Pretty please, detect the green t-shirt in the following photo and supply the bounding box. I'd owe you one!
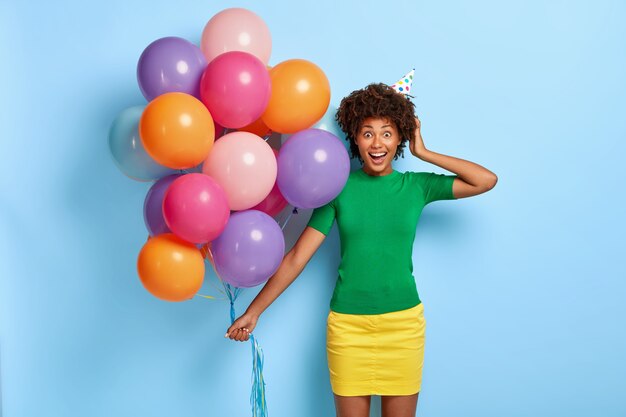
[306,168,457,315]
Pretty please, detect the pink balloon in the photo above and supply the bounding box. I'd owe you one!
[200,51,271,129]
[201,8,271,64]
[250,149,288,216]
[202,132,277,211]
[163,173,230,243]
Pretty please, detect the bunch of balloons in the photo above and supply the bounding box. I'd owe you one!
[108,7,351,303]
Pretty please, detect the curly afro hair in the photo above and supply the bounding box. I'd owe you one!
[336,83,416,163]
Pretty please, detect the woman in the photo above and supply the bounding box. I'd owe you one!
[225,83,497,417]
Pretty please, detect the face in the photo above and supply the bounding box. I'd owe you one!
[355,117,400,176]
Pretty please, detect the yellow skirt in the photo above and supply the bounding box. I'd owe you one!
[326,302,426,396]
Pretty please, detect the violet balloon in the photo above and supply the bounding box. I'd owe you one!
[277,129,350,209]
[143,174,182,236]
[212,210,285,288]
[137,37,207,101]
[200,51,271,129]
[311,104,362,172]
[162,173,230,244]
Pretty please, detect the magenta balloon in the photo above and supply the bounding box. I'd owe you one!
[250,149,288,216]
[215,122,225,139]
[143,173,182,236]
[277,129,351,209]
[199,51,271,129]
[212,210,285,288]
[137,37,207,101]
[250,180,288,217]
[162,173,230,243]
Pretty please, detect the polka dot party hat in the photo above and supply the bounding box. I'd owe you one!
[391,68,415,96]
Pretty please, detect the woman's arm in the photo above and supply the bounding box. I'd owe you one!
[409,117,498,199]
[225,225,327,341]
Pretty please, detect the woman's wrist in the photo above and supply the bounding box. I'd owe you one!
[245,306,262,319]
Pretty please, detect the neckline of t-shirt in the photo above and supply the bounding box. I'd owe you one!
[356,168,400,180]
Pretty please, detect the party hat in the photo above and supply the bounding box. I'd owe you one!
[391,68,415,96]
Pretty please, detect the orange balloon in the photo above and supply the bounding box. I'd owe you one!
[139,92,215,169]
[261,59,330,134]
[137,233,205,302]
[239,116,271,137]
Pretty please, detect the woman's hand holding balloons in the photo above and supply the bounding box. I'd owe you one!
[225,312,259,342]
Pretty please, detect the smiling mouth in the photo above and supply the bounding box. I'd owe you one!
[368,152,387,163]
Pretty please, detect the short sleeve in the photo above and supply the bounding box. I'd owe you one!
[411,172,457,204]
[306,198,336,235]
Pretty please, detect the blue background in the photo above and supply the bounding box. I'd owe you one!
[1,1,625,416]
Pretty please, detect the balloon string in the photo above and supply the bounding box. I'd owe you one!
[250,334,268,417]
[280,207,298,231]
[203,259,227,296]
[190,245,227,300]
[201,244,226,295]
[210,247,268,417]
[195,293,217,299]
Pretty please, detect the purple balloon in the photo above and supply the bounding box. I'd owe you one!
[277,128,350,209]
[137,37,207,101]
[143,174,182,236]
[212,210,285,288]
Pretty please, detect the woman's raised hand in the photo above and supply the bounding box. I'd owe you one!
[409,116,426,159]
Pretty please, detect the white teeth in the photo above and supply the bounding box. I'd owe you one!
[370,152,386,157]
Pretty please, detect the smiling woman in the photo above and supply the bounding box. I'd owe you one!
[226,81,497,417]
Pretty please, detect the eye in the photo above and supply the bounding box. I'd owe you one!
[363,132,373,138]
[383,131,392,138]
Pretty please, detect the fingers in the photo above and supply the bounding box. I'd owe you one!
[225,326,252,342]
[225,323,238,337]
[225,314,257,342]
[230,328,251,342]
[239,328,251,342]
